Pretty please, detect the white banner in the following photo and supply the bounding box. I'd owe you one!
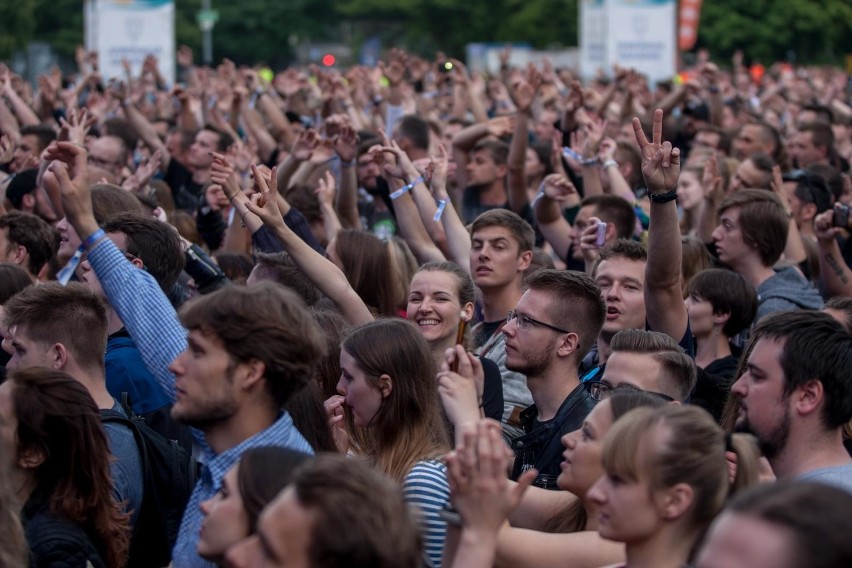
[85,0,175,86]
[579,0,676,83]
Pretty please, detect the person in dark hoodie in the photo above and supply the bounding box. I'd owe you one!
[712,189,823,322]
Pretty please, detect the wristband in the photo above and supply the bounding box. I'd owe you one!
[648,188,678,204]
[562,147,583,162]
[603,159,618,169]
[581,157,600,167]
[433,199,447,221]
[389,176,424,200]
[82,228,106,249]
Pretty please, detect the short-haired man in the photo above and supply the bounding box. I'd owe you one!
[790,122,834,169]
[87,134,129,177]
[0,211,59,280]
[470,208,534,438]
[712,189,823,321]
[593,329,696,403]
[225,454,422,568]
[732,311,852,491]
[503,269,605,488]
[393,114,431,162]
[463,139,512,223]
[732,122,783,164]
[9,124,55,173]
[44,141,325,568]
[696,482,852,568]
[2,282,144,528]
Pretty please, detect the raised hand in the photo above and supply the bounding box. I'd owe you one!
[314,170,337,207]
[290,128,319,162]
[177,45,194,68]
[487,115,517,138]
[43,142,94,230]
[633,109,680,195]
[122,150,162,193]
[541,173,578,202]
[243,164,284,229]
[511,66,542,112]
[210,152,244,199]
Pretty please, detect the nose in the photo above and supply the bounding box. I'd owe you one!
[199,497,213,516]
[223,535,257,568]
[561,431,576,450]
[587,476,607,505]
[730,373,747,397]
[336,376,347,396]
[168,350,187,376]
[711,225,723,242]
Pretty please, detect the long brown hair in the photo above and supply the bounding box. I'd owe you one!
[0,443,26,567]
[341,319,451,482]
[9,367,130,567]
[335,230,397,317]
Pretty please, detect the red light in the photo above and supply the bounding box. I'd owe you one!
[322,54,335,67]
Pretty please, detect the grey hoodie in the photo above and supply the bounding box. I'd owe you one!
[756,266,824,322]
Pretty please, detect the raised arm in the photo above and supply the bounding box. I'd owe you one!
[635,109,689,342]
[244,164,374,327]
[112,81,171,169]
[429,145,471,272]
[332,123,362,229]
[506,69,541,215]
[815,207,852,298]
[534,173,579,262]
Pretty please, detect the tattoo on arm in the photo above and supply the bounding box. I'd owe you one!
[825,252,850,284]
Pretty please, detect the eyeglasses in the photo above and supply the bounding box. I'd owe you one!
[506,310,571,334]
[588,381,675,403]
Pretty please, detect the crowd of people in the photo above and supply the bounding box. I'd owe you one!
[0,42,851,567]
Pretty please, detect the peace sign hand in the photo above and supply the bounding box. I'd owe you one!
[632,109,680,195]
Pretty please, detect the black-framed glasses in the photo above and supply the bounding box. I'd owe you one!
[588,381,675,403]
[506,310,571,334]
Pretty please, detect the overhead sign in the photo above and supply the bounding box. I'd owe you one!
[85,0,175,85]
[580,0,677,83]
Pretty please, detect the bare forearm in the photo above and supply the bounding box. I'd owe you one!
[7,90,39,127]
[819,240,852,297]
[507,113,529,214]
[336,164,360,229]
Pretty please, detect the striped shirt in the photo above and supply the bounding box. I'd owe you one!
[403,460,450,568]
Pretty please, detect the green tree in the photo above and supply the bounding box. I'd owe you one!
[0,0,37,59]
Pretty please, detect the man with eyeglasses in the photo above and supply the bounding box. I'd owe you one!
[87,134,129,178]
[503,268,605,489]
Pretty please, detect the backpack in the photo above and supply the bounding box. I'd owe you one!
[101,395,198,568]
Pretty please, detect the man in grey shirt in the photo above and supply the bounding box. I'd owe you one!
[731,310,852,493]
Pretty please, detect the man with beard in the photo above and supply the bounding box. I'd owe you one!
[732,310,852,493]
[502,269,604,489]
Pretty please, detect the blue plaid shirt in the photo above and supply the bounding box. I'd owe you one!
[88,238,314,568]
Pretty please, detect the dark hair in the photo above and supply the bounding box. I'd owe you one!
[415,261,475,306]
[799,121,835,152]
[284,381,337,452]
[212,252,254,285]
[825,296,852,332]
[801,104,835,124]
[808,164,844,203]
[102,212,186,292]
[0,263,33,304]
[687,269,758,337]
[202,124,235,153]
[19,124,56,153]
[335,230,397,317]
[179,282,326,408]
[251,252,321,306]
[582,195,637,240]
[717,189,788,266]
[471,208,535,254]
[0,211,59,276]
[90,184,144,224]
[609,329,697,402]
[237,446,312,533]
[102,118,139,154]
[3,283,108,371]
[472,138,510,166]
[592,238,647,276]
[751,310,852,430]
[395,115,430,151]
[785,169,833,214]
[723,482,852,568]
[0,440,26,567]
[525,269,605,359]
[9,367,130,567]
[310,309,351,401]
[290,454,422,568]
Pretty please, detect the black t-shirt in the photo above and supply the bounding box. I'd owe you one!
[480,356,504,423]
[164,159,204,212]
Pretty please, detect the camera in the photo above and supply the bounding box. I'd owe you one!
[834,205,849,229]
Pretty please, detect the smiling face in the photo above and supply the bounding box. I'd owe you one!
[336,350,385,428]
[558,399,613,497]
[594,257,647,337]
[406,270,472,348]
[198,464,250,561]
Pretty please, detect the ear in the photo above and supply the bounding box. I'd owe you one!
[517,250,533,272]
[239,359,267,391]
[21,193,36,211]
[462,302,475,323]
[793,378,823,419]
[10,244,27,267]
[604,222,617,242]
[19,446,46,470]
[556,332,580,358]
[713,311,731,327]
[49,343,68,370]
[496,163,509,178]
[128,256,145,271]
[658,482,694,521]
[377,374,393,399]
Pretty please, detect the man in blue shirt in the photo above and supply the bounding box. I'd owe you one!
[43,141,326,568]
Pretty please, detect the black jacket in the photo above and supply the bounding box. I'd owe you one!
[23,493,106,568]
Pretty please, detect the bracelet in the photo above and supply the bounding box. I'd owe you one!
[82,228,106,249]
[340,159,355,168]
[389,175,424,200]
[581,156,600,167]
[226,192,239,202]
[603,159,618,169]
[648,188,678,204]
[433,199,447,221]
[562,147,583,162]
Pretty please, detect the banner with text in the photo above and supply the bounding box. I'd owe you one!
[85,0,175,86]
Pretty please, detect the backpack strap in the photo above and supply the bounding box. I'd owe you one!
[120,392,135,418]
